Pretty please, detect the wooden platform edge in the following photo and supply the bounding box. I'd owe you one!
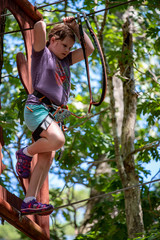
[0,197,50,240]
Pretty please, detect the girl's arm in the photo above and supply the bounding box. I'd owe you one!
[64,17,94,65]
[33,20,46,52]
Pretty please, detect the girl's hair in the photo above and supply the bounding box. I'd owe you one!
[46,24,75,47]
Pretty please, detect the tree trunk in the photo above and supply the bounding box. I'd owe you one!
[79,3,144,238]
[119,17,144,238]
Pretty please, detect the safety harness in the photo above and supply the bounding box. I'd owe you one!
[31,90,70,141]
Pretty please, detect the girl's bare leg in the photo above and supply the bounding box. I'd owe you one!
[27,121,65,155]
[26,151,55,198]
[36,151,55,195]
[25,121,64,198]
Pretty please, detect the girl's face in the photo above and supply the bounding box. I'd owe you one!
[50,36,74,59]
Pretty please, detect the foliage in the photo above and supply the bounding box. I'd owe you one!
[1,0,160,240]
[0,222,22,240]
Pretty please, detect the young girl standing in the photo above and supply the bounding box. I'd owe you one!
[16,16,94,215]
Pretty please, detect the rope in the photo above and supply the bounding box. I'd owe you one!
[77,13,93,113]
[43,9,78,14]
[0,0,139,35]
[43,0,140,26]
[42,0,139,18]
[36,0,66,9]
[83,12,107,107]
[87,0,139,18]
[77,13,107,112]
[53,178,160,211]
[0,0,66,17]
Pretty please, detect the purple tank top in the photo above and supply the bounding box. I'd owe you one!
[26,47,72,106]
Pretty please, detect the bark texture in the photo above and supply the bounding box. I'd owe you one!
[119,18,144,237]
[107,15,144,238]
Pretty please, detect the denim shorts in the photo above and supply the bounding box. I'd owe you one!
[24,104,51,132]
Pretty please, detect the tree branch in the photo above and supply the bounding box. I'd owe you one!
[134,66,160,86]
[126,140,160,160]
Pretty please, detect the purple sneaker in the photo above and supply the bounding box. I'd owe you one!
[16,148,32,178]
[21,199,54,215]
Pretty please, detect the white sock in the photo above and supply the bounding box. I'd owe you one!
[24,196,36,203]
[23,147,33,157]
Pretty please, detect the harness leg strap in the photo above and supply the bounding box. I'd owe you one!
[32,113,55,142]
[32,113,65,160]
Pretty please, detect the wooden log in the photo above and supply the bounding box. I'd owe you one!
[0,0,50,238]
[13,0,42,21]
[16,52,33,94]
[0,185,23,210]
[0,197,49,240]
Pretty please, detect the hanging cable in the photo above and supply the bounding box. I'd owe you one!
[0,0,66,17]
[42,0,140,27]
[87,0,139,18]
[0,0,139,35]
[42,9,78,14]
[36,0,66,9]
[0,12,11,17]
[43,0,139,17]
[52,178,160,211]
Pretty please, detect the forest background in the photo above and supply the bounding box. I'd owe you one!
[0,0,160,239]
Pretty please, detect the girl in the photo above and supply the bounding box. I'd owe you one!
[16,16,94,215]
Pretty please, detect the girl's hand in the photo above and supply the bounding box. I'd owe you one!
[63,16,78,30]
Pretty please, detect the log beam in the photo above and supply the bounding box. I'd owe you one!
[13,0,42,21]
[0,197,49,240]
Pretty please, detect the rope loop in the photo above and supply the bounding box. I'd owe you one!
[83,12,107,106]
[77,12,107,113]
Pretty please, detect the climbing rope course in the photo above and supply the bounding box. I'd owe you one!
[0,0,66,17]
[0,0,140,35]
[1,1,160,239]
[0,0,141,119]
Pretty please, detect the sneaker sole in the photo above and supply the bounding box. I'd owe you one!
[21,207,54,216]
[38,208,54,216]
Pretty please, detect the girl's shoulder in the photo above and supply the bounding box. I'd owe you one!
[32,47,54,64]
[32,46,50,57]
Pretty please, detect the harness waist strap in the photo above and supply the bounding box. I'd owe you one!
[33,90,53,105]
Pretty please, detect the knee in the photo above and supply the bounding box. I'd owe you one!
[48,133,65,151]
[55,134,65,150]
[42,122,65,150]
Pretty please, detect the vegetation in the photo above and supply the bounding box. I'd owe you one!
[1,0,160,239]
